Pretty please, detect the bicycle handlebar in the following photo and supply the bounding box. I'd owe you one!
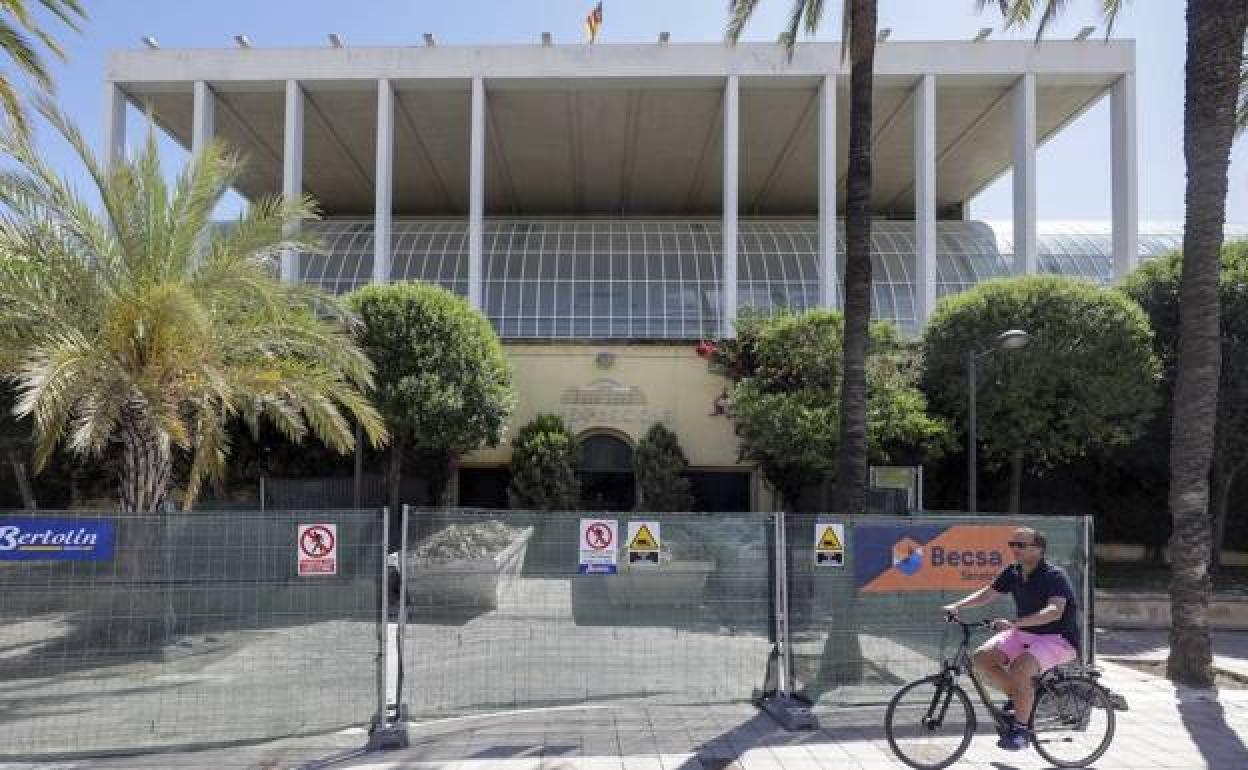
[943,611,992,630]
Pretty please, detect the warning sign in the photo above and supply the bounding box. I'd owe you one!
[627,521,661,567]
[814,520,845,568]
[298,523,338,576]
[578,519,618,574]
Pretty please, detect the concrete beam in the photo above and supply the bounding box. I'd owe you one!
[915,74,937,326]
[108,41,1134,83]
[103,82,126,167]
[722,75,738,339]
[469,77,485,309]
[1111,72,1138,282]
[818,75,838,310]
[374,79,394,284]
[1012,73,1036,275]
[192,80,215,158]
[281,80,304,283]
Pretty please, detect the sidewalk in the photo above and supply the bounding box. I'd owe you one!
[10,653,1246,769]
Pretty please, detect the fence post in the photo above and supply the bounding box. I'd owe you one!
[368,506,408,750]
[758,511,816,730]
[394,504,410,719]
[1084,514,1094,666]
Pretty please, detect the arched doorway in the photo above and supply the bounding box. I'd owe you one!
[578,432,635,511]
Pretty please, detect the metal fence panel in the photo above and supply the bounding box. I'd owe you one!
[0,509,384,759]
[785,514,1089,711]
[399,509,775,717]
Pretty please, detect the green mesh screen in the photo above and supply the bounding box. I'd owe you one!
[399,509,775,716]
[0,510,384,759]
[785,514,1090,710]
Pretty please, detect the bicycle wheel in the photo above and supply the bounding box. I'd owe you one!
[885,675,976,770]
[1029,676,1116,768]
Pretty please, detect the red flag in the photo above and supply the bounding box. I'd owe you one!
[585,2,603,44]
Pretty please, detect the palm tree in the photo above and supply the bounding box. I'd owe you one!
[728,0,877,515]
[984,0,1248,688]
[0,1,85,138]
[0,99,388,514]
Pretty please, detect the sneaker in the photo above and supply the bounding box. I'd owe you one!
[996,725,1029,751]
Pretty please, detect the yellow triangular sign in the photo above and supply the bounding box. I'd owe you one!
[629,524,659,551]
[818,526,843,551]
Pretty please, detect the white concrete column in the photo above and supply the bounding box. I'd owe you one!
[103,82,126,167]
[722,75,739,338]
[281,80,304,284]
[818,75,839,310]
[1011,73,1036,276]
[374,79,394,284]
[1111,72,1138,282]
[469,77,485,309]
[192,80,215,158]
[915,75,938,328]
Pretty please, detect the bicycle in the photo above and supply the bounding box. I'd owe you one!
[883,614,1116,769]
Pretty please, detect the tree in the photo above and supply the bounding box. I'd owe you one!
[0,1,84,139]
[1123,242,1248,569]
[713,310,949,511]
[347,282,514,515]
[983,0,1248,695]
[507,414,580,510]
[922,275,1160,514]
[634,423,694,511]
[727,0,878,514]
[0,103,388,512]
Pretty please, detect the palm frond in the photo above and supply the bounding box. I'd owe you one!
[13,331,103,471]
[777,0,806,57]
[0,17,49,90]
[725,0,762,43]
[0,73,28,140]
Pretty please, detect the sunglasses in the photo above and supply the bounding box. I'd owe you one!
[1007,540,1036,549]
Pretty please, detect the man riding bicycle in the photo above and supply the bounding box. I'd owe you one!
[941,527,1080,751]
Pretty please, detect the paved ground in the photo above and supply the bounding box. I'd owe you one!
[4,650,1246,769]
[1096,628,1248,680]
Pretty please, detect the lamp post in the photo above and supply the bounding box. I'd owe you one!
[968,329,1030,513]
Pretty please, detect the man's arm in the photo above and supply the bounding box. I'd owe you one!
[941,584,1001,616]
[996,597,1066,631]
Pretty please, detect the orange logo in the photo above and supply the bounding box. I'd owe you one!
[859,525,1016,593]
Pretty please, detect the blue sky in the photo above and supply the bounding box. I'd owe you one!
[27,0,1246,223]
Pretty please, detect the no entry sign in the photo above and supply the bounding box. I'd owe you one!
[578,518,618,575]
[298,523,337,576]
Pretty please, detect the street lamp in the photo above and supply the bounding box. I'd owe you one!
[968,329,1031,513]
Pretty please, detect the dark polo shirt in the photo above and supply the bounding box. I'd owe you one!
[991,559,1080,651]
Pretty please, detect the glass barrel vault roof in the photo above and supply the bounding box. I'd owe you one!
[299,219,1246,339]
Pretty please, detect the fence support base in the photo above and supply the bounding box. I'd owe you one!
[759,693,817,731]
[366,718,409,751]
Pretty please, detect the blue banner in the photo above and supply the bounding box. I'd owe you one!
[0,517,116,561]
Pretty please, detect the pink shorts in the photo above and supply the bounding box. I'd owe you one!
[987,629,1077,671]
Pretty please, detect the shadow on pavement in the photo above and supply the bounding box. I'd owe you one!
[1178,689,1248,768]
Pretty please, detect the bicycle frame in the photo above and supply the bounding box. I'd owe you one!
[940,620,1016,733]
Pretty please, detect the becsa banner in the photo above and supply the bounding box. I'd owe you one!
[0,517,116,561]
[854,524,1014,592]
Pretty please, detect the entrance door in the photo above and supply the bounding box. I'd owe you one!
[578,433,635,511]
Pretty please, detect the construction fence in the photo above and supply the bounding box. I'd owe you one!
[0,507,1090,760]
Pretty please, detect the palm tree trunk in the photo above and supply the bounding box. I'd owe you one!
[108,405,175,650]
[1167,0,1248,688]
[833,0,877,516]
[119,406,173,512]
[6,448,36,509]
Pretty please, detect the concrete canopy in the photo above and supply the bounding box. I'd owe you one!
[109,41,1131,218]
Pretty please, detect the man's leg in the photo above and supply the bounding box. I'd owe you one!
[1007,653,1042,723]
[972,643,1013,695]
